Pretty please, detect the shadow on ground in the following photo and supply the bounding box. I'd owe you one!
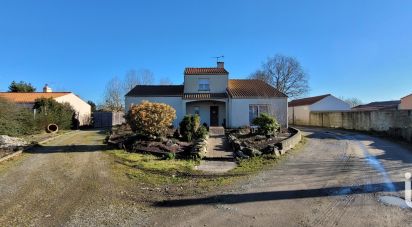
[25,144,108,153]
[154,181,404,207]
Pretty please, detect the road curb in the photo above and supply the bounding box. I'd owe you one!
[0,130,77,163]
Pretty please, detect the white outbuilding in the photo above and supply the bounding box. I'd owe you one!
[288,94,350,125]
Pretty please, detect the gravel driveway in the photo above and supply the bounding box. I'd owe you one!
[2,128,412,226]
[0,130,147,226]
[152,127,412,226]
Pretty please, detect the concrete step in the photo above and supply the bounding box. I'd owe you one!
[209,126,225,136]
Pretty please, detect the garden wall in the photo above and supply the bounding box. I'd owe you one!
[309,110,412,142]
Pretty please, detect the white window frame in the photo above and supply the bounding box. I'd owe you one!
[194,106,200,115]
[198,78,210,91]
[249,104,270,124]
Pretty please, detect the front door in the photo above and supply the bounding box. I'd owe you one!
[210,106,219,126]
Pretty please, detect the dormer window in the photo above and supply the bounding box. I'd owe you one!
[198,79,210,91]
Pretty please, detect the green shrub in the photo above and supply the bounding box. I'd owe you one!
[0,98,37,136]
[195,125,208,139]
[33,98,75,130]
[126,101,176,137]
[164,152,176,160]
[252,113,280,136]
[179,115,202,142]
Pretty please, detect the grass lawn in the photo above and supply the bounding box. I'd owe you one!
[108,135,306,197]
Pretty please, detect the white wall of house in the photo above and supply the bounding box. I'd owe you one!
[229,98,288,128]
[309,95,350,111]
[183,74,228,93]
[54,93,91,126]
[125,96,184,127]
[288,95,350,125]
[186,101,226,126]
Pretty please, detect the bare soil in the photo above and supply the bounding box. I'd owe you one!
[236,132,291,150]
[0,148,16,159]
[0,130,149,226]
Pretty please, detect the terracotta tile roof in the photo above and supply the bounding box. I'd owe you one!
[184,67,228,75]
[183,93,227,100]
[288,94,330,107]
[227,79,287,98]
[125,85,184,97]
[0,92,71,103]
[401,93,412,99]
[352,101,400,111]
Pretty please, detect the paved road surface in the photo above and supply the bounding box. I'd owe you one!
[153,127,412,226]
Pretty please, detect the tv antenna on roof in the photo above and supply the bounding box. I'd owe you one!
[212,55,224,63]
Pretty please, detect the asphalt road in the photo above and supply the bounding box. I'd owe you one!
[152,127,412,226]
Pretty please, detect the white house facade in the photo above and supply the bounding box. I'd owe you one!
[288,94,350,125]
[0,85,91,126]
[125,62,288,128]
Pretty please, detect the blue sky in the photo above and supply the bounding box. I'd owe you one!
[0,0,411,104]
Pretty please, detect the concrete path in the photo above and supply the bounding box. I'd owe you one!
[196,127,236,173]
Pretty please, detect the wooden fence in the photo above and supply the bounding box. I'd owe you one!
[93,112,125,128]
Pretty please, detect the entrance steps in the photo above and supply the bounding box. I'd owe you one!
[209,126,225,136]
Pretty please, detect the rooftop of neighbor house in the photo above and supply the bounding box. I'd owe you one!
[0,84,73,103]
[126,79,287,99]
[352,100,401,111]
[288,94,331,107]
[402,93,412,99]
[184,61,229,75]
[0,92,71,103]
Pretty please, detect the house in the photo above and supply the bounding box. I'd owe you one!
[0,85,91,125]
[288,94,350,125]
[352,100,400,111]
[399,94,412,110]
[125,62,288,128]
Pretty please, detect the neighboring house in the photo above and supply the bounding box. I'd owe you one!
[125,62,288,128]
[352,100,400,111]
[399,94,412,110]
[0,85,91,125]
[288,94,350,125]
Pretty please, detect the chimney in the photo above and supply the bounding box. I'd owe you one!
[43,84,52,93]
[217,61,224,68]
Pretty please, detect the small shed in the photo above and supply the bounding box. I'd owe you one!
[93,112,125,128]
[288,94,350,125]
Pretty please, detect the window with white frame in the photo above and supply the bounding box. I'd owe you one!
[249,104,270,123]
[194,106,200,115]
[198,79,210,91]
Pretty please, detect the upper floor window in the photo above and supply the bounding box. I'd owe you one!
[198,79,210,91]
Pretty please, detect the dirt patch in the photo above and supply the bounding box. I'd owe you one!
[232,132,290,150]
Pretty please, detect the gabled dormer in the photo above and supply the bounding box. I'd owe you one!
[183,62,229,93]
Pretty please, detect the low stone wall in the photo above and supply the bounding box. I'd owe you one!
[309,110,412,142]
[190,134,209,160]
[277,127,302,152]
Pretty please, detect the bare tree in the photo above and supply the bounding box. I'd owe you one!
[340,97,363,108]
[123,69,155,93]
[138,69,155,85]
[249,54,309,99]
[102,77,124,112]
[159,77,173,85]
[123,70,140,94]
